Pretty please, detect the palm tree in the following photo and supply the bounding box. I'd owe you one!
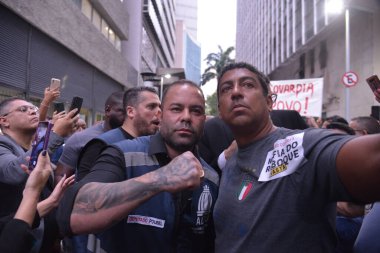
[200,45,235,86]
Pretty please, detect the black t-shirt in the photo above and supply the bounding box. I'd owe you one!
[57,145,127,236]
[76,127,134,181]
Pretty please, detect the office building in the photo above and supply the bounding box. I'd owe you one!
[0,0,179,122]
[236,0,380,119]
[175,0,201,84]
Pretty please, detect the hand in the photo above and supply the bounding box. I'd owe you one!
[305,116,320,128]
[43,86,60,104]
[155,151,203,193]
[37,173,75,217]
[47,174,75,205]
[51,111,66,124]
[52,109,79,137]
[24,151,52,195]
[224,140,237,160]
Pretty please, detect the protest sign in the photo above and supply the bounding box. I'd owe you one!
[271,78,323,117]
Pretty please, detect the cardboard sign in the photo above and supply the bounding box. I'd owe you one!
[271,78,323,117]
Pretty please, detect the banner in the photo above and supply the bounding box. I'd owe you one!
[271,78,323,117]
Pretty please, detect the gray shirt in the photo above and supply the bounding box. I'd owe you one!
[58,123,105,169]
[0,132,64,185]
[214,127,355,253]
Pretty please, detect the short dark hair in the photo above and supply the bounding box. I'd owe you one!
[0,97,24,116]
[162,79,204,105]
[326,122,355,135]
[325,115,348,125]
[105,91,124,109]
[351,116,380,134]
[123,86,158,109]
[217,62,270,98]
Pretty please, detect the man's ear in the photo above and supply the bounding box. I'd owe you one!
[218,103,222,119]
[105,105,111,113]
[0,117,9,129]
[126,106,135,118]
[267,94,274,112]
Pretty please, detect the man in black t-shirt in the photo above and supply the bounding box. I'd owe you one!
[76,86,161,181]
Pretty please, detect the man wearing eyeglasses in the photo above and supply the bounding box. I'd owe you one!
[0,97,77,235]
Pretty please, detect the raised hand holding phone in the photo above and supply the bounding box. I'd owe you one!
[53,102,65,113]
[69,96,83,118]
[50,78,61,90]
[52,108,80,137]
[28,121,53,171]
[366,75,380,103]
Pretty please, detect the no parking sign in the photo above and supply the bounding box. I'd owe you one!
[342,71,358,87]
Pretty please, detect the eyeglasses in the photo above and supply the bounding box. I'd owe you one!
[1,105,39,117]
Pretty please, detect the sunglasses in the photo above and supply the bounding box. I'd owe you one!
[1,105,39,117]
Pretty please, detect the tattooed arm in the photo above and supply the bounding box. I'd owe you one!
[70,150,203,234]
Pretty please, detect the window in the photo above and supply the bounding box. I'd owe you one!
[75,0,121,51]
[81,0,91,20]
[309,48,315,74]
[92,9,102,30]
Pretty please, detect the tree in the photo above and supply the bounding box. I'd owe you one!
[205,92,218,116]
[201,45,235,115]
[200,45,235,86]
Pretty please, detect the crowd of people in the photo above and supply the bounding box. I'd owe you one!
[0,62,380,253]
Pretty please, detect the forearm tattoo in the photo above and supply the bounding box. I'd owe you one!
[72,179,160,215]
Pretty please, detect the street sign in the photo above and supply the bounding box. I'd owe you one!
[342,71,358,87]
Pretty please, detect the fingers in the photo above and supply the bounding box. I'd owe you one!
[66,108,79,118]
[56,173,67,187]
[20,164,31,175]
[55,111,66,118]
[161,151,204,192]
[64,174,75,187]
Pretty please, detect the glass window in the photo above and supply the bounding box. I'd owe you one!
[101,19,109,38]
[115,35,121,51]
[109,28,115,44]
[92,9,101,29]
[78,0,122,51]
[81,0,91,20]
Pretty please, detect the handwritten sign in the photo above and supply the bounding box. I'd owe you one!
[271,78,323,117]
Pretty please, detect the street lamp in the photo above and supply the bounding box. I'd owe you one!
[160,74,171,100]
[140,72,172,100]
[325,0,350,120]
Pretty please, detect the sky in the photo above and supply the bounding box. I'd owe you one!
[197,0,237,98]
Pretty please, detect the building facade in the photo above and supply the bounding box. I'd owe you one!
[174,0,201,84]
[0,0,130,123]
[0,0,182,123]
[236,0,380,120]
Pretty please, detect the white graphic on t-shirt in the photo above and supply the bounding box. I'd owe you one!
[259,132,305,182]
[193,185,212,234]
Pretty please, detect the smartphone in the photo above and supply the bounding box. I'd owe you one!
[53,102,65,113]
[28,121,53,171]
[50,78,61,90]
[366,75,380,92]
[69,96,83,118]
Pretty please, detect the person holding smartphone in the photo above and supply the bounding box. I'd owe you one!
[0,97,77,252]
[39,78,61,121]
[0,151,52,253]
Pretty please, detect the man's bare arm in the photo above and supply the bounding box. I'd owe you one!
[336,134,380,203]
[70,151,203,234]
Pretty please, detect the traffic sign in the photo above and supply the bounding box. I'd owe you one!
[342,71,358,87]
